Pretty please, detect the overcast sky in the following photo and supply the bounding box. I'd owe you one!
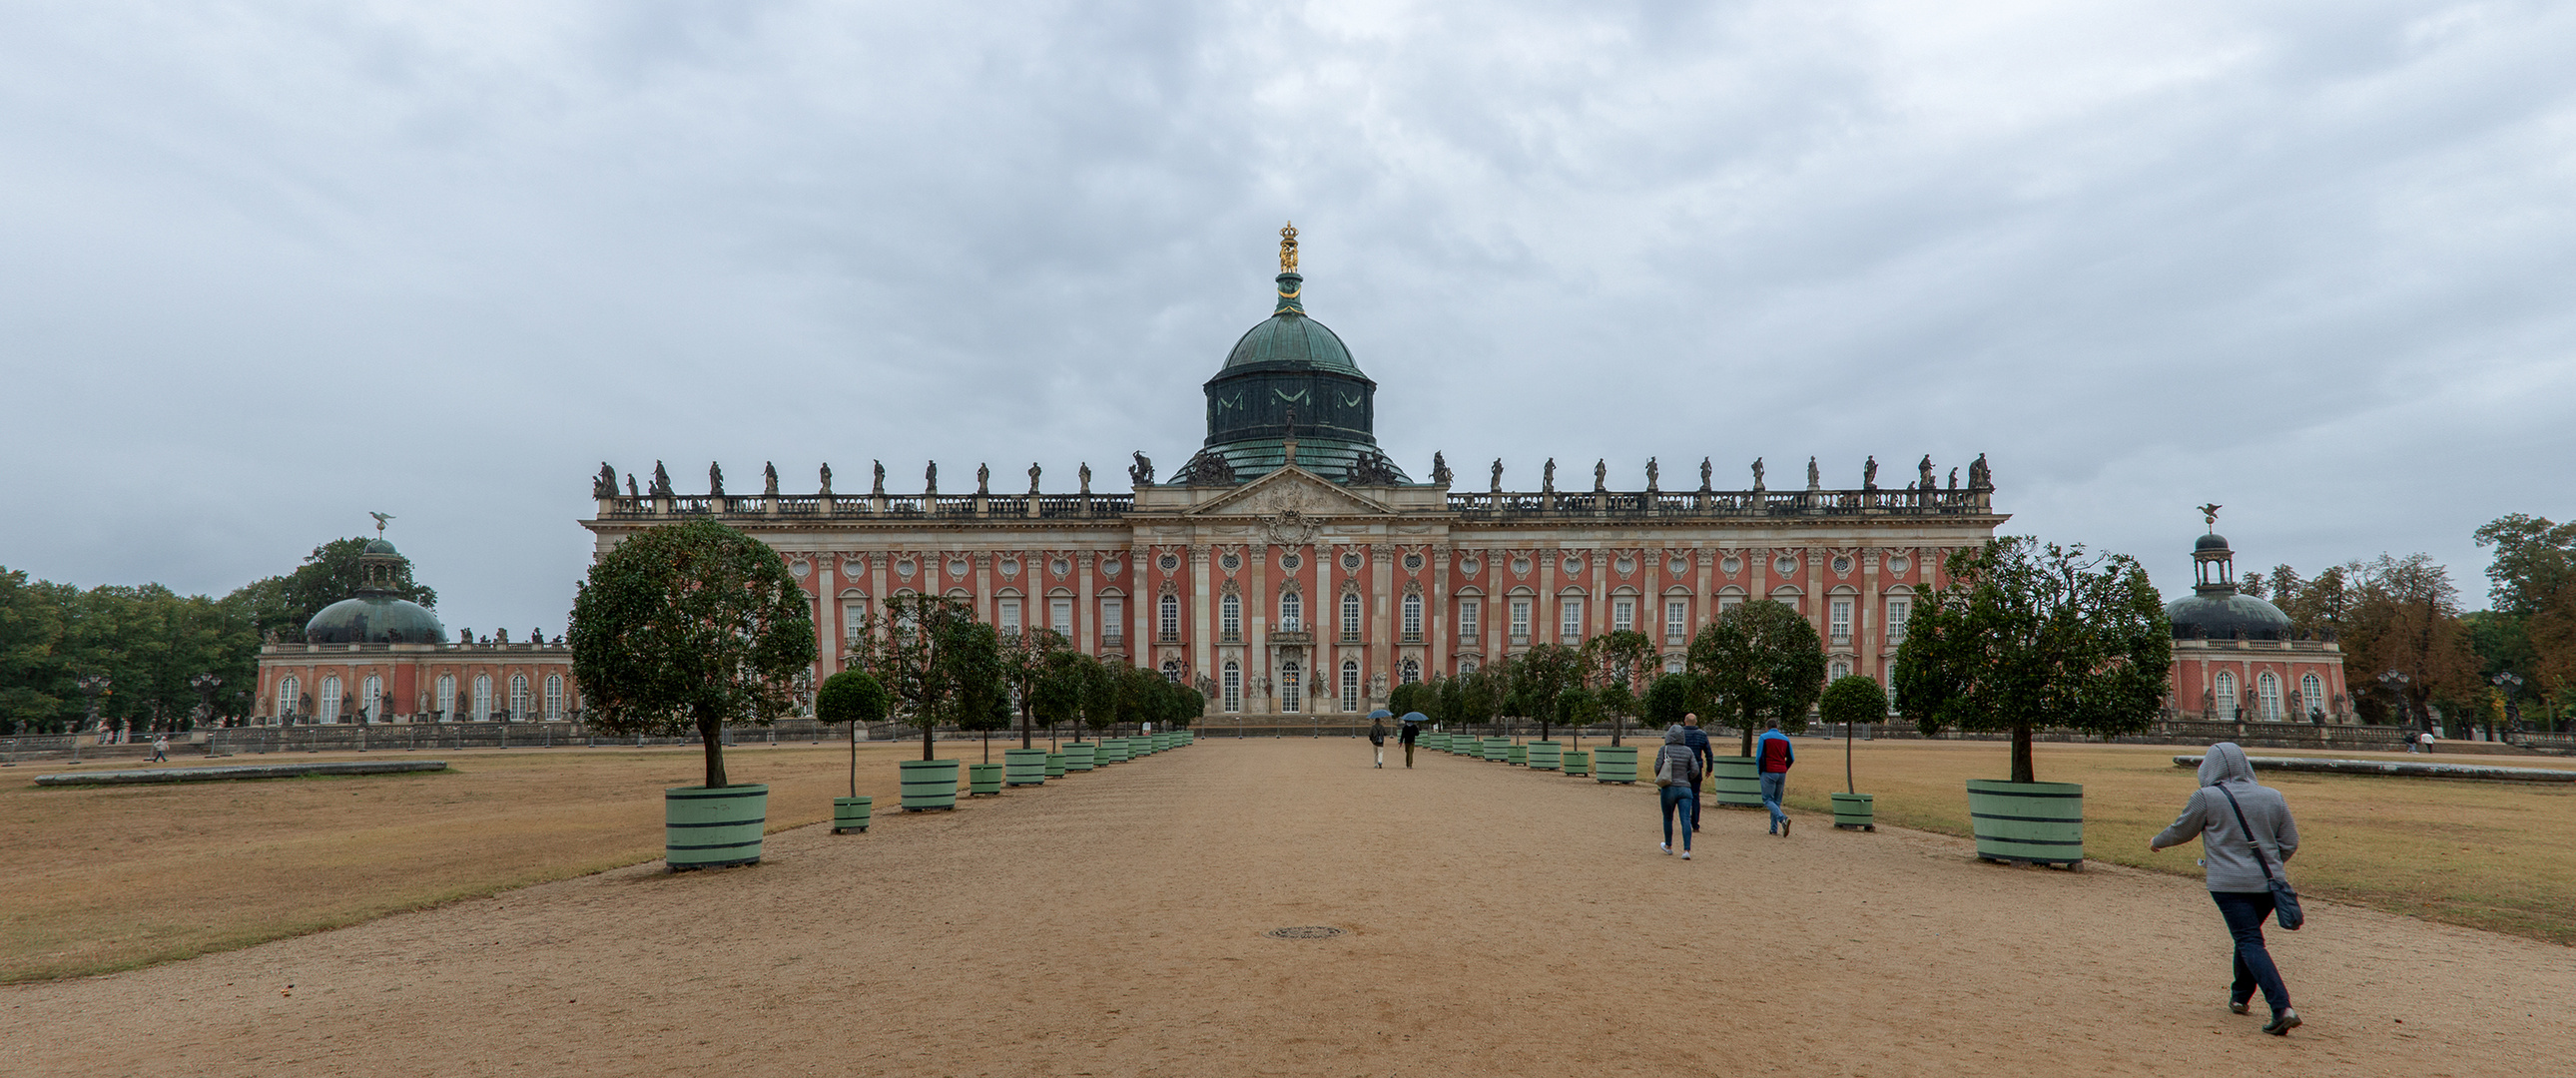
[4,0,2571,634]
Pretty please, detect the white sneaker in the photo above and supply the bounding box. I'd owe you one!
[1660,842,1671,855]
[1681,850,1691,859]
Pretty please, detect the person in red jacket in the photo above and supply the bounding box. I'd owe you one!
[1755,719,1794,836]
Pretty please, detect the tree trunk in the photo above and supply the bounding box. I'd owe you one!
[701,716,728,789]
[848,719,858,800]
[922,716,936,761]
[2010,724,2035,784]
[1020,702,1033,750]
[1739,710,1755,758]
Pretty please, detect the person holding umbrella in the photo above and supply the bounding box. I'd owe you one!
[1399,712,1423,768]
[1368,710,1391,769]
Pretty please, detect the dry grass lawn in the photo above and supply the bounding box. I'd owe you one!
[1766,737,2576,944]
[0,736,1030,983]
[4,735,2568,988]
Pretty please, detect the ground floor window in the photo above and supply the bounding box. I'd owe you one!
[1400,659,1421,685]
[279,675,302,720]
[1281,661,1301,713]
[544,675,565,721]
[361,675,382,722]
[1222,662,1241,713]
[319,676,342,724]
[473,675,493,722]
[1342,661,1360,712]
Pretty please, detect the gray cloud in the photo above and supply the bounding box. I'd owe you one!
[3,0,2570,629]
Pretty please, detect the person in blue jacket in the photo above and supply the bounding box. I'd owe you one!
[1681,714,1712,832]
[1755,719,1794,835]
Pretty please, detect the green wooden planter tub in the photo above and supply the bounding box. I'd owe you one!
[1830,792,1875,830]
[1593,745,1638,784]
[1061,743,1097,772]
[1004,748,1049,787]
[1043,752,1067,779]
[1101,739,1132,764]
[1526,741,1563,771]
[1506,744,1528,766]
[1482,737,1511,762]
[898,759,962,811]
[1966,779,2084,865]
[1563,749,1592,777]
[1709,756,1764,808]
[666,784,769,869]
[967,762,1004,796]
[832,795,873,834]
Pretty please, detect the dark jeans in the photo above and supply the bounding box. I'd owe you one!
[1660,787,1696,850]
[1688,777,1703,829]
[1759,773,1787,828]
[2212,890,2290,1014]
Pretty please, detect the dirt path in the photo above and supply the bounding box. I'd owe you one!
[5,739,2567,1076]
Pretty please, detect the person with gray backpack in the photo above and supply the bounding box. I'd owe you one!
[2151,742,2304,1035]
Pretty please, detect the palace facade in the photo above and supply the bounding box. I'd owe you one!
[580,230,2010,718]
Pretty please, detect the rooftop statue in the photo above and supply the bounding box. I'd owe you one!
[872,460,886,496]
[819,462,833,496]
[976,462,990,495]
[1806,456,1820,490]
[1027,462,1042,494]
[764,461,780,496]
[1431,451,1452,485]
[1279,221,1298,273]
[1079,462,1093,493]
[1129,451,1155,486]
[1699,456,1712,492]
[1969,452,1992,491]
[1594,459,1608,491]
[1543,457,1557,493]
[625,473,638,497]
[594,462,617,498]
[1948,467,1959,489]
[459,628,472,645]
[2198,502,2223,530]
[709,461,725,497]
[1645,456,1659,491]
[1751,456,1765,491]
[1490,458,1504,492]
[651,461,672,497]
[1918,455,1935,491]
[925,460,938,494]
[1863,455,1878,491]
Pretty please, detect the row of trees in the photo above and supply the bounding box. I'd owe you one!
[2241,511,2575,733]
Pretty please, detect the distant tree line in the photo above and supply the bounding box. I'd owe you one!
[0,538,433,737]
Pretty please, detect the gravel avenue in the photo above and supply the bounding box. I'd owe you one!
[5,739,2571,1077]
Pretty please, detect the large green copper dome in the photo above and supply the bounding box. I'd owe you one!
[1173,240,1410,486]
[302,537,445,645]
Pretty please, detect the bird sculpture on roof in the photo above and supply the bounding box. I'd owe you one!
[2198,503,2223,530]
[369,511,393,536]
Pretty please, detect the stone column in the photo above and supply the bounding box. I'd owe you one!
[1537,549,1558,647]
[1806,546,1825,639]
[1431,547,1451,679]
[1591,549,1610,640]
[1190,546,1213,684]
[1370,546,1395,701]
[1862,547,1882,681]
[1076,552,1097,656]
[974,552,994,627]
[1694,547,1714,638]
[1248,542,1270,711]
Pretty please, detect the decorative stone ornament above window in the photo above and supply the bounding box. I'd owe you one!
[1512,555,1532,577]
[1280,552,1302,571]
[1667,555,1688,576]
[1563,555,1584,576]
[1774,554,1800,576]
[1220,552,1242,572]
[1721,554,1742,575]
[1050,558,1070,578]
[1101,557,1121,577]
[1341,550,1363,570]
[1158,553,1180,572]
[790,559,811,578]
[1000,557,1020,577]
[1614,554,1636,575]
[1831,555,1853,575]
[895,557,917,580]
[1403,552,1425,571]
[948,558,969,578]
[1889,554,1911,575]
[1459,556,1481,577]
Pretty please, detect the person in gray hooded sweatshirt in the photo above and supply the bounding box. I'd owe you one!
[1654,725,1702,859]
[2151,742,2302,1034]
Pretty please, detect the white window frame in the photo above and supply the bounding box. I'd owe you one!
[1280,661,1302,713]
[320,676,342,724]
[510,674,530,720]
[2258,673,2281,721]
[473,674,492,722]
[434,674,454,721]
[1342,592,1363,638]
[1280,592,1302,633]
[1159,594,1179,640]
[1458,598,1480,642]
[1611,597,1634,633]
[998,598,1022,635]
[544,675,565,721]
[1101,598,1123,644]
[1830,598,1853,643]
[1886,597,1911,643]
[1510,598,1533,641]
[2214,671,2238,720]
[1222,661,1242,713]
[1341,660,1361,712]
[1664,599,1687,645]
[1220,594,1242,638]
[361,675,383,722]
[1400,659,1421,685]
[2301,674,2323,717]
[1401,593,1423,638]
[1049,597,1073,635]
[1559,598,1583,644]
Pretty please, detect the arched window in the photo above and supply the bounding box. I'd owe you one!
[472,674,493,722]
[2257,673,2281,721]
[1400,659,1421,685]
[1342,592,1363,638]
[2214,671,2238,720]
[1281,592,1303,632]
[1401,593,1423,639]
[319,676,342,724]
[1280,661,1302,713]
[1829,660,1850,682]
[1664,654,1685,674]
[1341,660,1360,712]
[435,674,456,721]
[1161,660,1181,684]
[1222,661,1242,713]
[2301,674,2324,719]
[1159,594,1179,640]
[510,675,530,721]
[544,675,565,721]
[1220,594,1242,639]
[278,675,301,720]
[361,675,383,723]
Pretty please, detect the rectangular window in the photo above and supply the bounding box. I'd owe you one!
[434,675,455,721]
[1559,599,1583,643]
[1611,598,1634,633]
[1159,594,1179,640]
[544,676,565,721]
[1401,594,1423,638]
[1280,593,1302,632]
[1049,597,1073,634]
[843,601,867,641]
[1342,592,1363,639]
[1830,598,1853,643]
[1664,599,1687,644]
[1221,594,1241,639]
[1223,664,1241,713]
[1101,598,1123,644]
[998,598,1022,635]
[1886,597,1911,643]
[1341,662,1360,712]
[1458,598,1480,642]
[1510,598,1532,641]
[1719,595,1744,614]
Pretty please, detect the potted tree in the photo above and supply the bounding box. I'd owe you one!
[1510,646,1578,768]
[1689,601,1823,809]
[568,519,817,870]
[815,669,890,832]
[1001,627,1069,786]
[859,594,995,812]
[1817,674,1884,831]
[1579,631,1655,783]
[1893,538,2170,866]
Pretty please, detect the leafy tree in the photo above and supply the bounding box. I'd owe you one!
[1639,671,1700,728]
[1892,538,2168,785]
[1510,643,1586,743]
[847,593,1010,761]
[1031,649,1090,746]
[1580,630,1659,747]
[2476,514,2576,729]
[1435,675,1467,729]
[229,537,440,644]
[1818,673,1887,794]
[1078,653,1120,740]
[2338,553,2478,731]
[1690,600,1826,757]
[815,670,890,798]
[568,519,817,789]
[999,627,1070,749]
[1458,664,1504,730]
[1387,680,1432,719]
[1112,660,1164,737]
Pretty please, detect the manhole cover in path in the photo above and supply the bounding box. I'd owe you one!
[1265,926,1346,939]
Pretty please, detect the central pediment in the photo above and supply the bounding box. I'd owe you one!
[1183,466,1398,519]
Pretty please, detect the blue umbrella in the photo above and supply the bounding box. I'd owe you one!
[1400,712,1430,724]
[1366,709,1395,720]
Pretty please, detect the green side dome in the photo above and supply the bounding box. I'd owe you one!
[306,596,446,645]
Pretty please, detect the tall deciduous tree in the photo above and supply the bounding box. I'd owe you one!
[999,627,1069,749]
[1581,631,1658,746]
[1512,643,1587,743]
[229,537,440,644]
[1689,600,1827,757]
[1891,538,2169,785]
[568,520,817,789]
[2338,552,2479,732]
[2477,514,2576,728]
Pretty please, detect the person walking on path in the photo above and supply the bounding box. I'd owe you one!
[2150,742,2303,1035]
[1369,717,1387,769]
[150,735,169,763]
[1655,725,1702,858]
[1399,719,1418,769]
[1681,714,1712,832]
[1755,720,1794,835]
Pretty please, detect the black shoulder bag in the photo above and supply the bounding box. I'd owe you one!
[2217,785,2303,931]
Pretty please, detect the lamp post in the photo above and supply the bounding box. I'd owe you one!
[2493,671,2524,740]
[2379,670,2412,750]
[73,675,110,763]
[191,674,222,749]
